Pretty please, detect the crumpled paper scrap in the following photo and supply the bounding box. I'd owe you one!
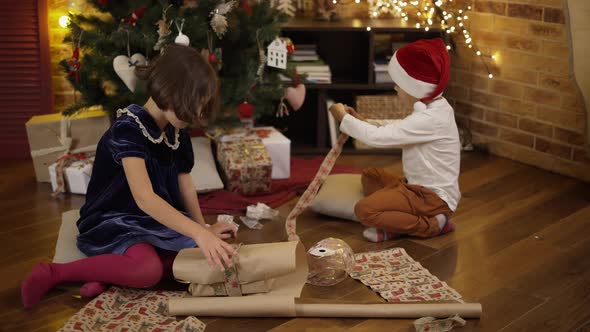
[217,214,240,231]
[239,203,279,230]
[414,314,466,332]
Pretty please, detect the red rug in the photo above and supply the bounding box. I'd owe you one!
[198,157,361,214]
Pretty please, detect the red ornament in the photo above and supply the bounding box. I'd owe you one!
[287,44,295,54]
[97,0,108,5]
[237,101,254,119]
[122,7,147,26]
[240,0,253,14]
[208,53,218,64]
[67,47,81,83]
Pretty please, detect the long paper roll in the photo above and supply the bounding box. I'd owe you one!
[169,296,482,318]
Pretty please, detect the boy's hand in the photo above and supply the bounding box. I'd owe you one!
[345,106,367,122]
[329,103,348,122]
[209,221,238,240]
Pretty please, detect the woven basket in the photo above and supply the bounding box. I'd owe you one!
[354,95,413,149]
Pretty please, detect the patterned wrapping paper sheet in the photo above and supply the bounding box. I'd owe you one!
[59,287,206,332]
[349,247,464,303]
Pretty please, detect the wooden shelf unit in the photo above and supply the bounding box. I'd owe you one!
[279,17,442,153]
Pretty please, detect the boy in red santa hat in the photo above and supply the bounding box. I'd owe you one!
[329,38,460,242]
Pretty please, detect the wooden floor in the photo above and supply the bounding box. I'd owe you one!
[1,152,590,332]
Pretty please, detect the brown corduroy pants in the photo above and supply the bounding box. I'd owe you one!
[354,168,453,238]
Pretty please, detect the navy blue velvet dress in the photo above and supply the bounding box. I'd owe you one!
[77,104,196,256]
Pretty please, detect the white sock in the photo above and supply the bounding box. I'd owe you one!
[363,227,396,242]
[435,214,447,230]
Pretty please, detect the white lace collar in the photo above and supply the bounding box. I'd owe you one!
[117,108,180,150]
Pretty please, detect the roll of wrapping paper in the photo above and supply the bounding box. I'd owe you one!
[168,296,482,318]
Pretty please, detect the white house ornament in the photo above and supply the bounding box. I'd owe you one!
[113,53,146,92]
[267,37,288,69]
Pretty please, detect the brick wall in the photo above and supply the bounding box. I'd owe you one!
[447,0,590,181]
[48,0,77,113]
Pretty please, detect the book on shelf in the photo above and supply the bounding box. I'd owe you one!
[375,71,394,84]
[295,65,331,73]
[290,54,320,62]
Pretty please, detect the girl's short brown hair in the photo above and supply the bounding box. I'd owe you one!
[135,44,218,127]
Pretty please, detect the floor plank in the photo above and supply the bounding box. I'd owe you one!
[2,152,590,332]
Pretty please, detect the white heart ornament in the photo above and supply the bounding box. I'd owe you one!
[113,53,146,92]
[285,83,306,111]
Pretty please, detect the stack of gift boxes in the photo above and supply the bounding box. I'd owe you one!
[25,109,290,197]
[25,110,110,195]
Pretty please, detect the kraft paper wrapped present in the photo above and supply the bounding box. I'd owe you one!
[48,157,94,195]
[25,110,110,182]
[216,137,273,196]
[173,241,299,297]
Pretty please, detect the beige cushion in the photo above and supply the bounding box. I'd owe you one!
[53,210,87,263]
[309,174,364,222]
[190,137,224,193]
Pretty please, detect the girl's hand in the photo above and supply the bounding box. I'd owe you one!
[329,103,348,122]
[193,228,237,272]
[209,222,238,240]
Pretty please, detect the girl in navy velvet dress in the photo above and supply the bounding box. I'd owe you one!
[22,44,238,308]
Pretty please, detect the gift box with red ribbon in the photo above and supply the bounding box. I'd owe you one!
[48,154,94,195]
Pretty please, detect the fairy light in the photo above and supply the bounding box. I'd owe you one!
[59,15,70,28]
[362,0,498,80]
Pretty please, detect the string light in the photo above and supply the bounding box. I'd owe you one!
[59,15,70,28]
[362,0,496,78]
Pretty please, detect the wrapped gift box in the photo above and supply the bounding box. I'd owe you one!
[216,137,272,196]
[253,127,291,179]
[49,158,94,195]
[217,127,291,179]
[25,110,110,182]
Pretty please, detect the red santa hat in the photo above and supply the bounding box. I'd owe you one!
[388,38,450,103]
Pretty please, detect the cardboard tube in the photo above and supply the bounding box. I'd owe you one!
[295,303,482,319]
[168,296,296,317]
[169,296,482,318]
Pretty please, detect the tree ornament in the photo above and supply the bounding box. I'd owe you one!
[67,31,83,84]
[285,83,306,111]
[210,1,236,38]
[240,0,252,15]
[122,7,147,27]
[276,0,296,17]
[67,48,81,83]
[267,37,288,69]
[174,18,189,46]
[283,37,295,54]
[255,30,267,82]
[154,5,173,51]
[113,31,146,92]
[237,101,255,128]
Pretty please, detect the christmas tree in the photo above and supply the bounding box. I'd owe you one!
[61,0,290,125]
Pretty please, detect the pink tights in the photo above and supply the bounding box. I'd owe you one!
[21,243,176,308]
